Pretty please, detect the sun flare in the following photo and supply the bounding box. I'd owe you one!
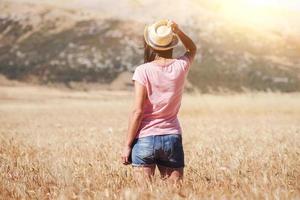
[216,0,300,28]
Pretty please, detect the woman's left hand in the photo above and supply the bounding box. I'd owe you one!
[121,145,132,165]
[167,20,179,34]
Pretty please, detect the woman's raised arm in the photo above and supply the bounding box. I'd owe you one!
[169,21,197,61]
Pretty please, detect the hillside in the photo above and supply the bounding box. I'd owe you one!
[0,0,300,92]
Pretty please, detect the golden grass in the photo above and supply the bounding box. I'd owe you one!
[0,86,299,199]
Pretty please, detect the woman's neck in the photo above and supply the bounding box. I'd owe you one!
[154,49,173,60]
[153,55,176,66]
[155,55,173,60]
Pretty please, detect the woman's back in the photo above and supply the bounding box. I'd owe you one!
[132,55,192,138]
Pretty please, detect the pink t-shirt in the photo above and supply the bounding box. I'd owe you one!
[132,55,192,138]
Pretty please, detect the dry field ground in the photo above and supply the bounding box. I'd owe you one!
[0,85,299,199]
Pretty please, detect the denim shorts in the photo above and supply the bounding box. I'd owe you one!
[131,134,185,168]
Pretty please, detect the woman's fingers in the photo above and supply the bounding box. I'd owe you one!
[121,155,126,164]
[121,156,129,165]
[124,156,129,164]
[167,20,179,34]
[121,153,130,165]
[121,145,132,165]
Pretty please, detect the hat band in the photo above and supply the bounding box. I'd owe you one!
[148,35,173,48]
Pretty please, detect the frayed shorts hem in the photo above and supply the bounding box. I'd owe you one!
[131,163,155,167]
[131,163,185,169]
[156,163,185,169]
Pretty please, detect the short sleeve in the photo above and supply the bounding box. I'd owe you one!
[177,54,193,72]
[132,66,146,86]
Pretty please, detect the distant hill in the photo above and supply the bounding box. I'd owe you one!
[0,0,300,92]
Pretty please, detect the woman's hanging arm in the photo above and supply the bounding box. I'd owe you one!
[121,81,146,165]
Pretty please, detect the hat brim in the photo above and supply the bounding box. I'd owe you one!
[144,25,179,51]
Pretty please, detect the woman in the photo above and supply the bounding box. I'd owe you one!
[121,20,197,183]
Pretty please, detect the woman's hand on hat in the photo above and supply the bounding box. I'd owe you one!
[168,20,179,34]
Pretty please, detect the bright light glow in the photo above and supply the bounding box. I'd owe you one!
[216,0,300,29]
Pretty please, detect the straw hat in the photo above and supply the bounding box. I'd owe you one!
[144,19,178,51]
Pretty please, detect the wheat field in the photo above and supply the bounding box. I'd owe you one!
[0,85,299,199]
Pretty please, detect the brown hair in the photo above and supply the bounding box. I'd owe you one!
[143,38,173,63]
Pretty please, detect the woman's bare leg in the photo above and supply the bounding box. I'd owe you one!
[133,165,156,184]
[157,165,183,185]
